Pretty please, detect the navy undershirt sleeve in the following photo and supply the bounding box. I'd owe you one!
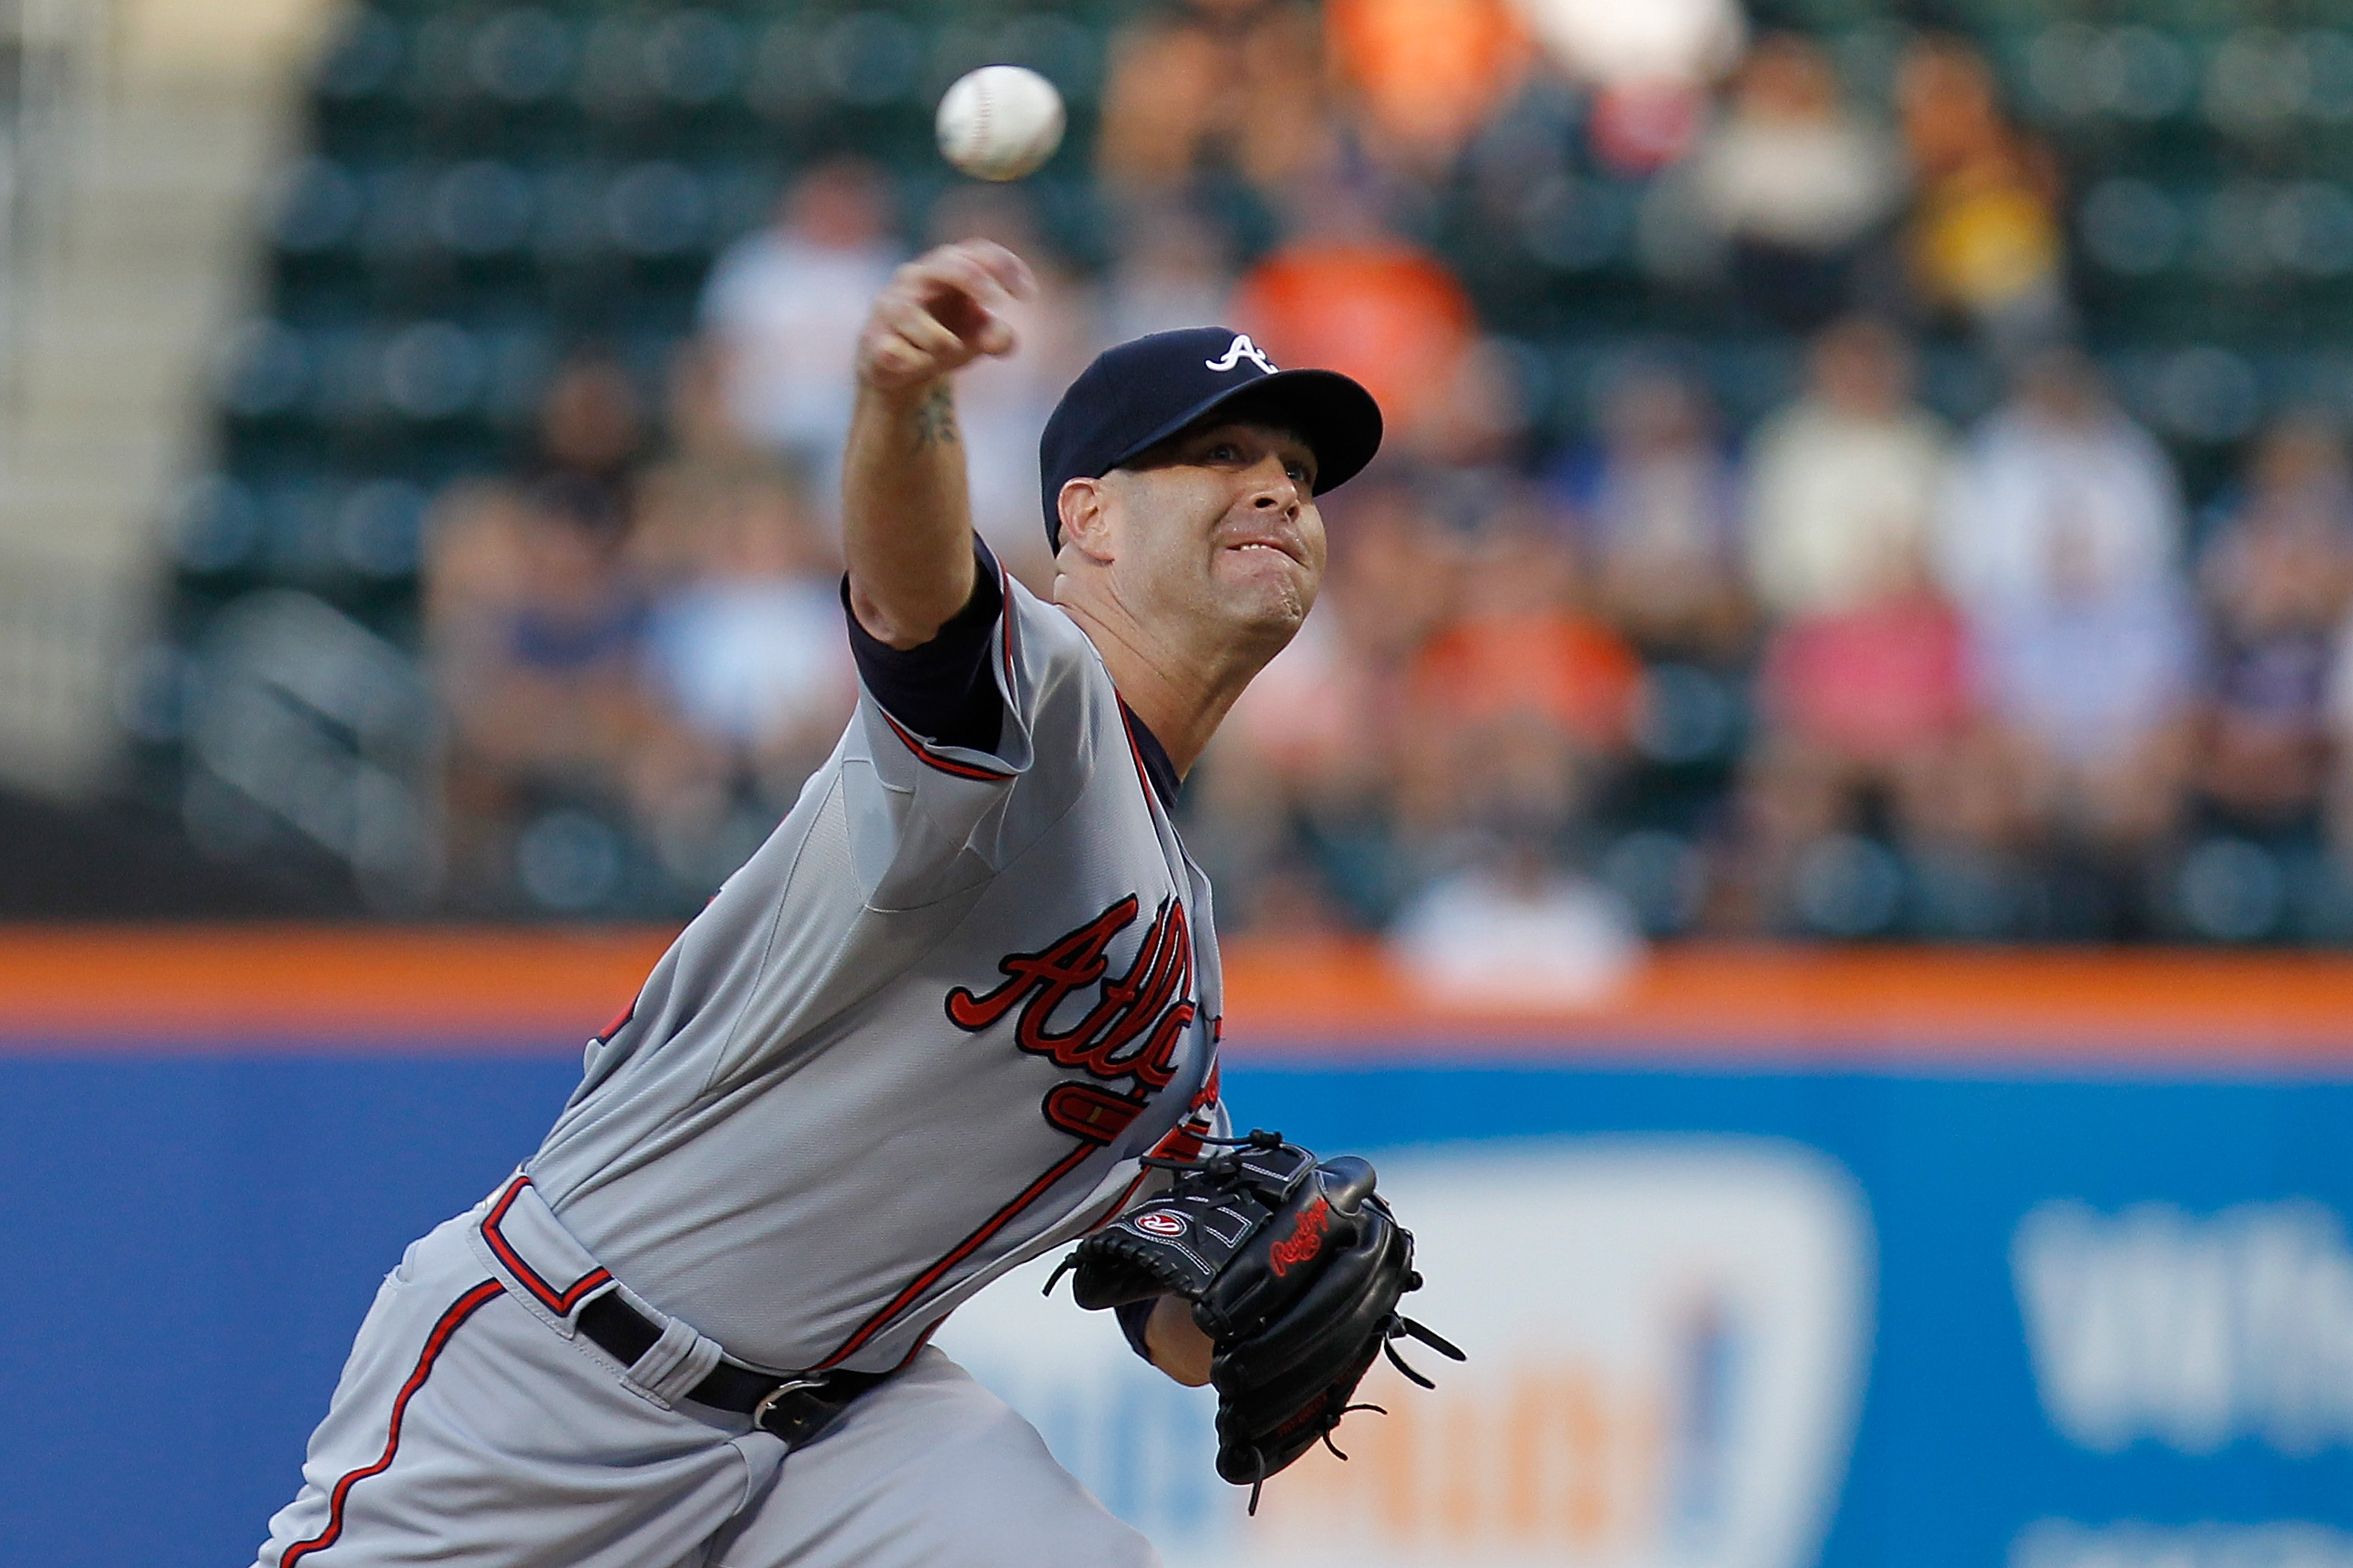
[1114,1297,1158,1362]
[841,539,1007,755]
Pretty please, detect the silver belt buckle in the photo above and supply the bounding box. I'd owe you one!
[751,1376,827,1429]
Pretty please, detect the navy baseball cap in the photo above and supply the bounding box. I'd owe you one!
[1038,327,1384,550]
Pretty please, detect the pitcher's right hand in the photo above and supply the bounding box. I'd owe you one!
[855,240,1037,393]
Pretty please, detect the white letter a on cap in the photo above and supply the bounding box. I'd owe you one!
[1205,334,1277,375]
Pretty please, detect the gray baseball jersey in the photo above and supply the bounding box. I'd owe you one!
[525,545,1227,1376]
[253,544,1209,1568]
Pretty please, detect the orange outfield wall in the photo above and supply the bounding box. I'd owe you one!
[2,926,2351,1071]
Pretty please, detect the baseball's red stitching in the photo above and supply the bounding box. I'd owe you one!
[278,1279,504,1568]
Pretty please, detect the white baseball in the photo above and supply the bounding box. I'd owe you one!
[935,65,1066,183]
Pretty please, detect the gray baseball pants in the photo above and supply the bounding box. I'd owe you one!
[252,1184,1159,1568]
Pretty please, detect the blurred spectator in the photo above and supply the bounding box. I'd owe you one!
[1509,0,1744,114]
[516,352,645,540]
[1325,0,1532,178]
[1941,351,2195,875]
[1319,480,1462,667]
[1588,80,1711,178]
[627,344,805,589]
[1389,835,1642,1006]
[631,344,854,856]
[1398,516,1642,843]
[926,185,1098,591]
[1509,0,1743,173]
[1737,320,1975,927]
[1203,481,1454,928]
[1895,36,2069,354]
[1219,594,1383,805]
[699,159,904,524]
[1938,351,2184,615]
[1101,201,1237,344]
[1097,0,1336,195]
[425,352,668,904]
[1417,336,1542,474]
[2195,416,2353,835]
[1459,75,1581,241]
[1233,180,1481,450]
[1746,584,1978,828]
[1745,317,1951,621]
[1737,579,1998,934]
[1378,515,1646,984]
[1197,603,1386,930]
[1678,33,1904,331]
[1551,362,1747,662]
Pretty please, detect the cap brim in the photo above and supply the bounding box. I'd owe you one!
[1107,367,1384,496]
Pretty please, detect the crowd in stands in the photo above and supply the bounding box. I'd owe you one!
[417,7,2353,944]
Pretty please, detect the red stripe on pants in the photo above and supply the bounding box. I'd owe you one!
[278,1279,505,1568]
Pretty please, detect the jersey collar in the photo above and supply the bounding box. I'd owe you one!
[1118,700,1182,812]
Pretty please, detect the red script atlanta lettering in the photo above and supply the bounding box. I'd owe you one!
[945,895,1198,1091]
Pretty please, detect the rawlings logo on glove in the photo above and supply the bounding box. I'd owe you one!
[1047,1130,1463,1509]
[1267,1197,1329,1277]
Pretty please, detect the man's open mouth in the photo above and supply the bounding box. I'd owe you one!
[1226,540,1301,564]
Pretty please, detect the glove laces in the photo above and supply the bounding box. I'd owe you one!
[1380,1313,1467,1388]
[1137,1127,1289,1175]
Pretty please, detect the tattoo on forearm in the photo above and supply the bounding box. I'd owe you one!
[913,384,959,449]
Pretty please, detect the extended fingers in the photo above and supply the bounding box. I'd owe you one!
[877,293,966,362]
[969,311,1015,358]
[858,286,966,387]
[860,242,1035,384]
[862,328,938,386]
[898,242,1023,315]
[908,238,1035,300]
[912,243,1033,354]
[948,238,1038,301]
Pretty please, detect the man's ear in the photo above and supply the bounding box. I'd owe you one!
[1056,477,1115,562]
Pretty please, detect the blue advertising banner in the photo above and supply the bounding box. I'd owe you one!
[2,1052,2348,1568]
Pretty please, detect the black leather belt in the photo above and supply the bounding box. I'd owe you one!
[576,1290,890,1447]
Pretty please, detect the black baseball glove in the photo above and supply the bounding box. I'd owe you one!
[1049,1130,1463,1508]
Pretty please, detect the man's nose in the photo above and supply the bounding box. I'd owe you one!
[1249,460,1303,514]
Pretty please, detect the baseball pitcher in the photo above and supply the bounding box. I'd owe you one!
[253,240,1453,1568]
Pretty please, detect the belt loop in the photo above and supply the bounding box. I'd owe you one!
[621,1299,726,1403]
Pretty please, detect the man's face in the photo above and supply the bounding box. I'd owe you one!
[1088,420,1327,642]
